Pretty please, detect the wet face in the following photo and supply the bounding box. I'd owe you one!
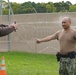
[62,18,71,30]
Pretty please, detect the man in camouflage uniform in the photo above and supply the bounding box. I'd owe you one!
[59,57,76,75]
[36,17,76,75]
[0,22,18,36]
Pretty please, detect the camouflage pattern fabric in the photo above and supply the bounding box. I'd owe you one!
[59,57,76,75]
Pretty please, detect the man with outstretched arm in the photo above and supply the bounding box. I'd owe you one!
[36,17,76,75]
[0,22,18,37]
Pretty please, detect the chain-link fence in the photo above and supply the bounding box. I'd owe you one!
[0,12,76,54]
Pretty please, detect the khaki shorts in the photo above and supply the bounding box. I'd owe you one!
[59,57,76,75]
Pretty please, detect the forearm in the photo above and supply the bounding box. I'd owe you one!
[0,26,15,37]
[39,36,52,42]
[36,31,59,44]
[0,24,8,27]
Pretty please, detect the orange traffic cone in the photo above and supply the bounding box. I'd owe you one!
[0,56,6,75]
[0,70,1,75]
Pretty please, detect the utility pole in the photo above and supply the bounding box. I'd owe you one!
[8,0,11,51]
[0,0,2,15]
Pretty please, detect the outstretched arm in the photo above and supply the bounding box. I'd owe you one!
[36,31,60,44]
[0,22,18,37]
[0,24,8,27]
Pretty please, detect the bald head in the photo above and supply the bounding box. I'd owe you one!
[62,17,71,30]
[62,17,71,23]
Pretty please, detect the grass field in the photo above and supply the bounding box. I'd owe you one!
[0,51,59,75]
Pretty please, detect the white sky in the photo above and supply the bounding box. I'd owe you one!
[4,0,76,4]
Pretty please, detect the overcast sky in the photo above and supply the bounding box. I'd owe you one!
[5,0,76,4]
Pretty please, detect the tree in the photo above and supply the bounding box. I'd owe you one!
[54,1,72,12]
[2,0,8,9]
[46,2,56,13]
[2,1,21,14]
[66,1,72,6]
[61,1,72,12]
[2,0,8,15]
[69,4,76,12]
[54,2,62,12]
[35,3,46,13]
[21,1,37,13]
[10,2,21,14]
[1,1,76,14]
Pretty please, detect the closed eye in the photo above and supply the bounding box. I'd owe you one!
[62,22,66,23]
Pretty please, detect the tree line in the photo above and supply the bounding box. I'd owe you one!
[2,0,76,14]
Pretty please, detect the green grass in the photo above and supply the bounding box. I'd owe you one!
[0,51,59,75]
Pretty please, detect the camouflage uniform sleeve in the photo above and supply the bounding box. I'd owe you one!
[0,24,15,37]
[0,24,8,27]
